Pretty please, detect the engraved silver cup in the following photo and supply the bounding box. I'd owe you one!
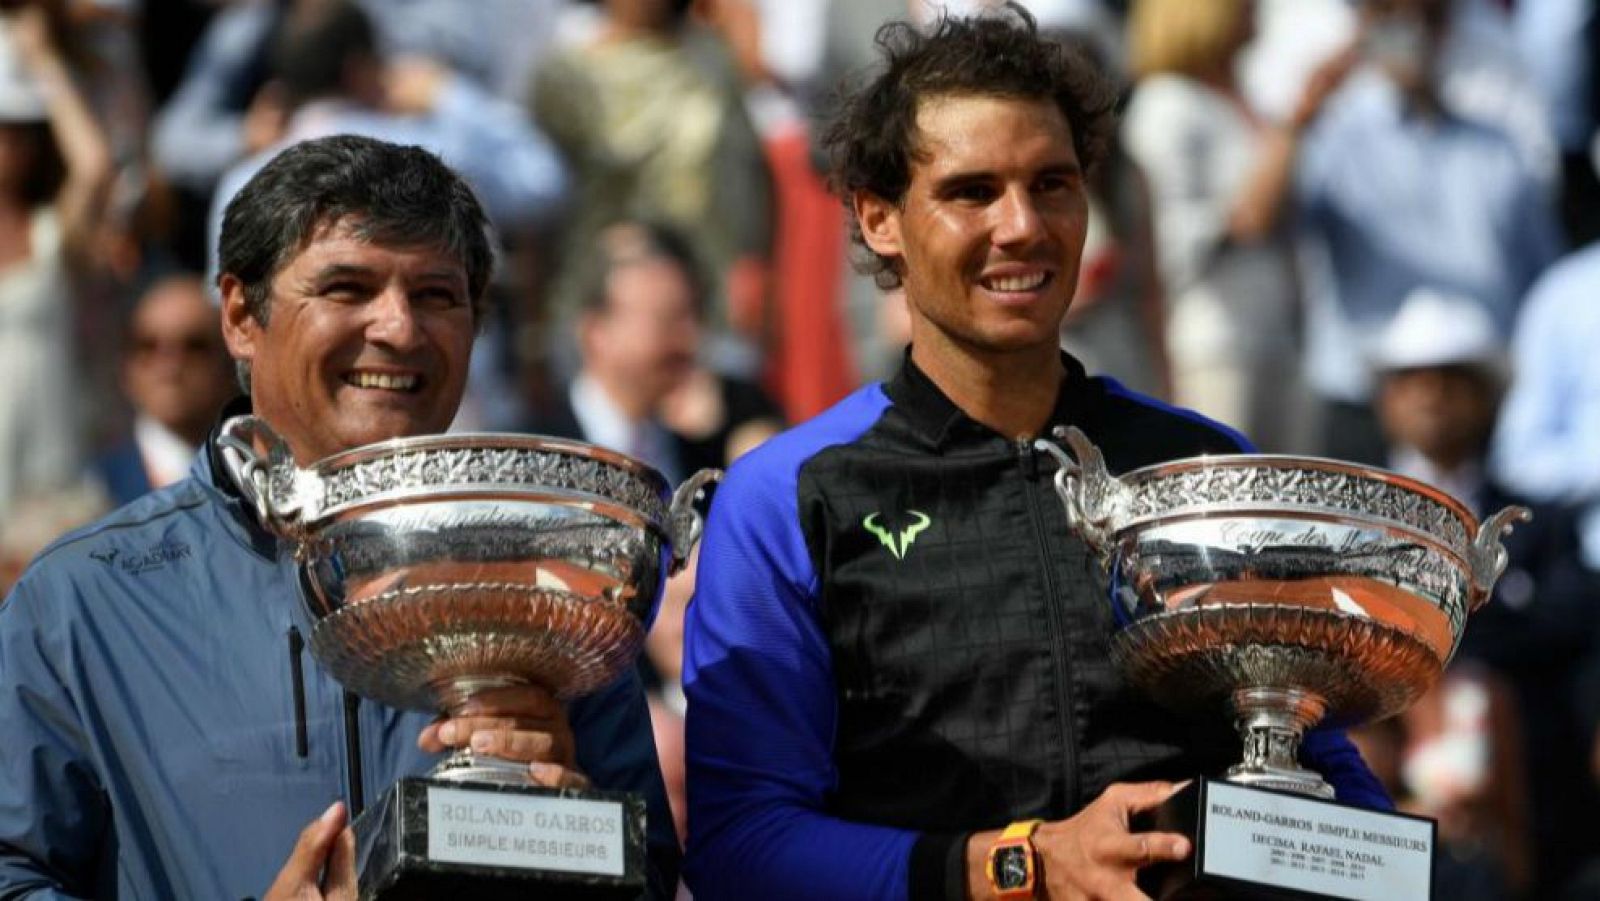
[1039,427,1526,799]
[219,415,719,784]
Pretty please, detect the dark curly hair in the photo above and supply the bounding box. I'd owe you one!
[821,3,1118,289]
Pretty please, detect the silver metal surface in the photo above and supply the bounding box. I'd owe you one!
[219,415,719,783]
[1040,427,1527,797]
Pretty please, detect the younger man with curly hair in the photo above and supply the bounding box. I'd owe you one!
[682,6,1387,900]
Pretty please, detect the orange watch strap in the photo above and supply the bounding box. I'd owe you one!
[1000,819,1044,842]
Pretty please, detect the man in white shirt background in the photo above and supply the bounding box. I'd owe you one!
[1368,287,1600,897]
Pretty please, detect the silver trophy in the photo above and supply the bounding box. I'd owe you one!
[1040,427,1525,900]
[219,415,718,900]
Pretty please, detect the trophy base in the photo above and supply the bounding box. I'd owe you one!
[1135,779,1435,901]
[353,776,646,900]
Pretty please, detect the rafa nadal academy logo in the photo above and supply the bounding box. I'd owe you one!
[863,510,932,560]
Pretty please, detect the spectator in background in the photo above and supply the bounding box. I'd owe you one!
[1373,289,1600,896]
[529,0,773,376]
[1513,0,1600,247]
[205,0,567,284]
[92,273,234,507]
[526,219,781,841]
[530,221,705,485]
[1492,241,1600,579]
[0,481,109,598]
[1490,246,1600,896]
[149,0,283,265]
[1373,289,1513,509]
[1122,0,1354,451]
[1052,27,1169,401]
[1297,0,1562,464]
[525,217,781,574]
[660,360,783,481]
[694,0,857,423]
[1349,678,1524,901]
[153,0,565,199]
[0,5,112,518]
[367,0,564,101]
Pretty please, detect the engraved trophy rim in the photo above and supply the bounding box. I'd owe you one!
[1119,452,1473,514]
[306,430,673,492]
[1117,453,1477,534]
[269,430,678,532]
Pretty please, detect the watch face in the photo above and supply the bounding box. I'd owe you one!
[995,845,1031,890]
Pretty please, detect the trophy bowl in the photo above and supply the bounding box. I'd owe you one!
[1041,427,1526,799]
[219,415,719,782]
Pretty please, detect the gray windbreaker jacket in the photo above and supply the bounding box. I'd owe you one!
[0,432,679,899]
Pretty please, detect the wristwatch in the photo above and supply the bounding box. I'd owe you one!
[986,819,1044,899]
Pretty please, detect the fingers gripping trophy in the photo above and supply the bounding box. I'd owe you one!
[221,416,717,899]
[1040,427,1526,901]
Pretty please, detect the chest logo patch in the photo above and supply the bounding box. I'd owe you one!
[863,510,932,560]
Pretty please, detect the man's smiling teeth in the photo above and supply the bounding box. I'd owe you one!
[346,372,419,391]
[982,272,1049,292]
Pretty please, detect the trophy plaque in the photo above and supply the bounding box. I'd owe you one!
[220,416,718,900]
[1039,427,1527,901]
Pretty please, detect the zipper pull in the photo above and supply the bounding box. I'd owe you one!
[1015,435,1038,477]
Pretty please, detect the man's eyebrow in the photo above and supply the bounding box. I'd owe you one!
[305,264,464,286]
[929,160,1083,192]
[308,263,377,282]
[929,170,993,192]
[1036,161,1083,179]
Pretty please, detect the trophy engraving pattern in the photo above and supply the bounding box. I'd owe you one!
[293,447,670,525]
[1124,466,1470,550]
[1109,607,1441,726]
[309,581,647,708]
[333,522,646,583]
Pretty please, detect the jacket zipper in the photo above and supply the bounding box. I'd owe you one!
[293,568,365,816]
[343,691,365,817]
[1017,437,1082,811]
[287,627,308,758]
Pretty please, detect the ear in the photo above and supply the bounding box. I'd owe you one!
[219,274,261,372]
[854,189,904,264]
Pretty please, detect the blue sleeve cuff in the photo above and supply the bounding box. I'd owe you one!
[1302,727,1393,811]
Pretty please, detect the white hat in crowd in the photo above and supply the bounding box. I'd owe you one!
[0,21,46,124]
[1370,287,1508,379]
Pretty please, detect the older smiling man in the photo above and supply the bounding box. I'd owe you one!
[0,135,677,900]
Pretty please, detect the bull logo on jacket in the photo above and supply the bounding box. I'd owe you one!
[862,510,932,560]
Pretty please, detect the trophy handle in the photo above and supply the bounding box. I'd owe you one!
[217,415,306,535]
[1467,504,1531,610]
[667,468,722,575]
[1035,426,1125,558]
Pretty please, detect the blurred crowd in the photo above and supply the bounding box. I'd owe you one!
[2,0,1600,897]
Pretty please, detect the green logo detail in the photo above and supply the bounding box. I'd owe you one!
[863,510,932,560]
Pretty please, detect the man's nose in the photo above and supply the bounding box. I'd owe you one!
[366,287,423,350]
[992,186,1046,247]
